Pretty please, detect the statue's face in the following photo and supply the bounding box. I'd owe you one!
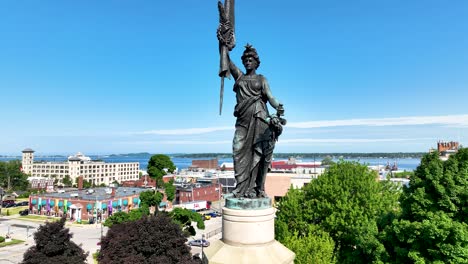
[242,56,258,71]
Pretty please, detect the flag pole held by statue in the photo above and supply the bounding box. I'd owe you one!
[218,0,235,115]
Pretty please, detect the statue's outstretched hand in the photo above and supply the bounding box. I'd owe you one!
[277,104,285,116]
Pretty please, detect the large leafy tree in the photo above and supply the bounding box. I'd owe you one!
[139,190,163,213]
[169,208,205,236]
[0,160,29,191]
[99,214,199,264]
[383,149,468,263]
[276,161,399,263]
[22,217,88,264]
[147,154,176,188]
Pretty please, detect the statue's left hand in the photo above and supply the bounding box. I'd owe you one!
[277,104,285,116]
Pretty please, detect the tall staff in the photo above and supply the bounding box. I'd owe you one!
[217,0,235,115]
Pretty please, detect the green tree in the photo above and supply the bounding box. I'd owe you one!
[320,155,335,166]
[383,150,468,263]
[139,190,163,214]
[282,225,335,264]
[22,217,88,264]
[276,161,400,263]
[147,154,176,188]
[99,214,199,264]
[0,160,29,190]
[169,208,205,236]
[103,208,148,228]
[82,180,92,189]
[62,175,72,187]
[164,179,176,202]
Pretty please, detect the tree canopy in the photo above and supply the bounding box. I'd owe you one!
[164,179,176,202]
[147,154,176,188]
[22,217,88,264]
[320,156,335,166]
[169,207,205,236]
[276,160,400,263]
[0,160,29,191]
[383,149,468,263]
[103,207,148,228]
[139,190,163,213]
[99,214,199,264]
[62,175,72,187]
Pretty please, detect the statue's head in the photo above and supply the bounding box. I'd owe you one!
[241,44,260,70]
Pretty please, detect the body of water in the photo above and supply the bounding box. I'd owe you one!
[0,155,421,171]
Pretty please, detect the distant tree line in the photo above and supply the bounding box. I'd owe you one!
[170,152,425,159]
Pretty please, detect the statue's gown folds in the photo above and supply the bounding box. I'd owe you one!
[231,71,274,197]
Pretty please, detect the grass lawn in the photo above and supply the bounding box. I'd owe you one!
[0,206,28,216]
[93,252,99,264]
[20,215,58,221]
[0,239,25,247]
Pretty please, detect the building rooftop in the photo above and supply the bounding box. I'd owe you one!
[36,187,146,201]
[22,148,35,153]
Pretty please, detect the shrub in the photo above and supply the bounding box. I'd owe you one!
[22,217,87,264]
[0,236,5,243]
[99,214,199,264]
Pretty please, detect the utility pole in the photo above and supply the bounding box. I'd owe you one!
[0,188,3,215]
[314,154,316,175]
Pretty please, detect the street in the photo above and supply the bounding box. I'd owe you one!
[0,212,222,264]
[0,216,107,264]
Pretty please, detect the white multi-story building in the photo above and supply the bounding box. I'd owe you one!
[21,148,139,186]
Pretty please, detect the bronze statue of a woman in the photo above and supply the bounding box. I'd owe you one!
[217,1,286,199]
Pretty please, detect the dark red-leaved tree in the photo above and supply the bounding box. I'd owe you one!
[22,217,88,264]
[99,214,200,264]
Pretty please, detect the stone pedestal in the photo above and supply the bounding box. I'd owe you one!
[204,197,295,264]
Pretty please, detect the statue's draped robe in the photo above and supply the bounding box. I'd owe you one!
[231,68,275,197]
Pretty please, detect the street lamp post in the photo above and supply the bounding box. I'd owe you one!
[201,234,205,262]
[0,188,4,215]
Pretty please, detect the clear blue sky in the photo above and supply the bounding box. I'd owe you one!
[1,0,467,155]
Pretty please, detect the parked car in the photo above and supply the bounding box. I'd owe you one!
[19,209,29,216]
[16,201,29,206]
[206,212,218,218]
[203,214,211,220]
[188,239,210,247]
[2,200,15,207]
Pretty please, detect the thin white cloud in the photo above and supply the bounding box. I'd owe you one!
[136,114,468,135]
[279,138,432,144]
[140,126,232,135]
[119,138,429,146]
[288,114,468,128]
[118,140,231,145]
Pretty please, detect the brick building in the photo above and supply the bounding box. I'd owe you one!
[432,141,460,161]
[176,183,221,204]
[265,173,316,203]
[122,174,176,188]
[189,159,219,171]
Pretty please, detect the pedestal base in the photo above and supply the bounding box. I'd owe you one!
[204,206,295,264]
[204,239,295,264]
